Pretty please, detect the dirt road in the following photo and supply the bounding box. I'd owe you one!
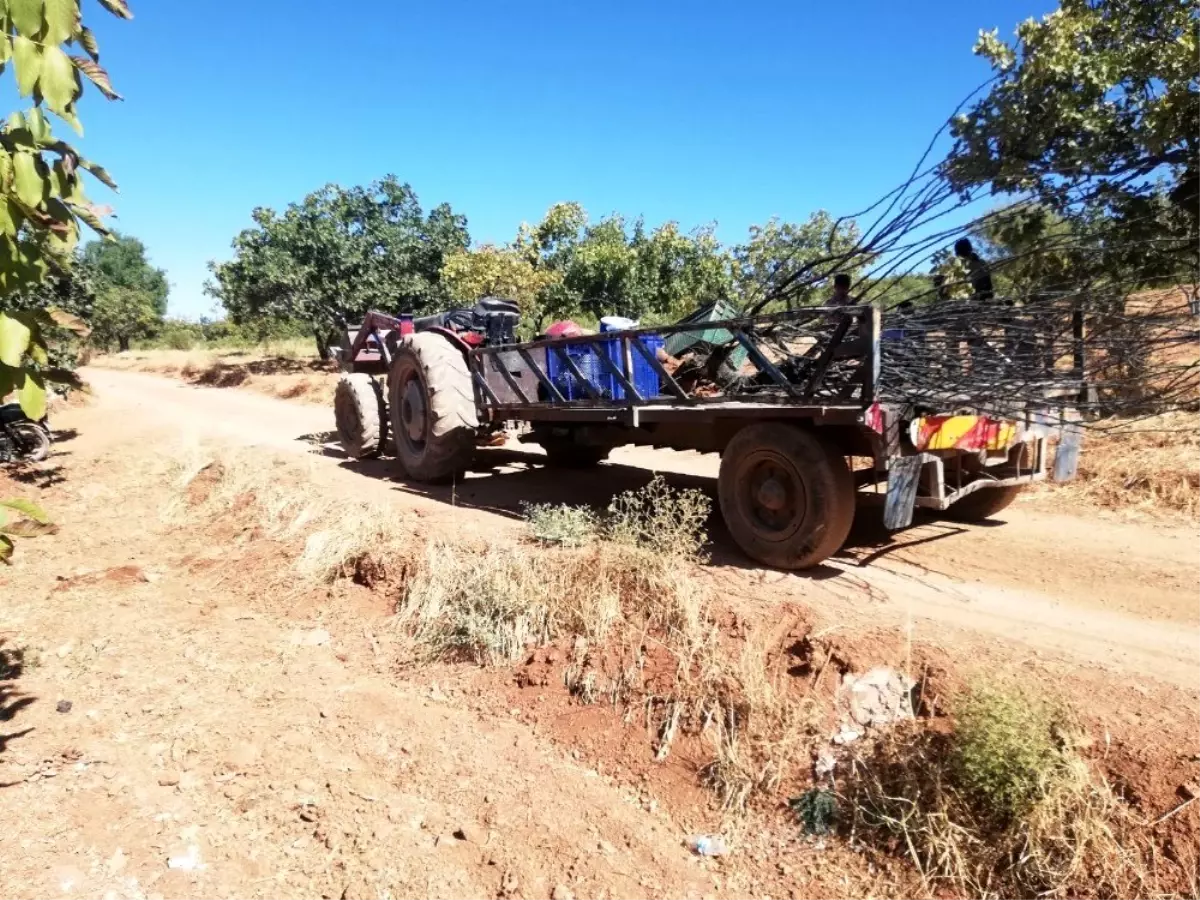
[1,368,1194,899]
[81,368,1200,689]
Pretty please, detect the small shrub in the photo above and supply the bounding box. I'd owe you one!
[952,684,1060,825]
[842,683,1156,897]
[523,502,598,547]
[606,475,710,559]
[790,787,838,836]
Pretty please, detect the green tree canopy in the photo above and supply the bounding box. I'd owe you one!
[733,212,867,311]
[207,176,470,354]
[83,233,168,351]
[946,0,1198,284]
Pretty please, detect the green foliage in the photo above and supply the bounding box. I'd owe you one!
[790,787,838,836]
[207,177,470,343]
[84,234,169,351]
[0,261,95,377]
[444,203,738,331]
[442,244,560,320]
[947,0,1198,280]
[522,502,598,548]
[0,497,57,564]
[0,0,127,415]
[733,212,867,310]
[0,305,86,417]
[951,684,1061,824]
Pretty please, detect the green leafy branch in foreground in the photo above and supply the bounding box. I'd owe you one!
[0,0,131,417]
[0,497,56,562]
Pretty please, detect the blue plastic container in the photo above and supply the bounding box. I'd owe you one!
[605,333,663,400]
[543,334,664,401]
[546,342,609,400]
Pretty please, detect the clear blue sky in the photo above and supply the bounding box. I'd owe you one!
[63,0,1052,318]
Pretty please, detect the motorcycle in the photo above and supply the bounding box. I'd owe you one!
[0,402,51,463]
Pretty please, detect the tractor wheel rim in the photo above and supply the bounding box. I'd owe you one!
[740,451,807,540]
[401,377,428,445]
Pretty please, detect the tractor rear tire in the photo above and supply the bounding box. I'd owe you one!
[333,373,387,459]
[718,422,854,570]
[388,332,478,483]
[944,485,1024,522]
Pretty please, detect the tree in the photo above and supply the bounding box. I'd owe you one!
[207,177,469,356]
[83,233,167,313]
[0,0,128,419]
[946,0,1198,281]
[441,203,735,332]
[441,244,560,322]
[81,234,168,351]
[732,212,867,310]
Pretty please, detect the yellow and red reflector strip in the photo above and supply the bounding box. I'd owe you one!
[910,415,1017,452]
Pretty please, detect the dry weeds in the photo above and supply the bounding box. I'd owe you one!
[166,443,411,586]
[841,683,1170,898]
[1055,412,1200,518]
[92,346,337,405]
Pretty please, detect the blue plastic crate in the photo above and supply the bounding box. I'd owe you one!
[605,334,663,400]
[546,342,610,400]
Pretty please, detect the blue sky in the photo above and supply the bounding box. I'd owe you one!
[57,0,1051,318]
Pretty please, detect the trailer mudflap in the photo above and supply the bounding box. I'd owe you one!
[1052,417,1083,483]
[883,454,923,530]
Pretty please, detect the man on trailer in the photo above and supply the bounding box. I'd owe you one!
[828,273,856,308]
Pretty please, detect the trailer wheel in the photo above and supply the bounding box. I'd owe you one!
[718,423,854,570]
[944,485,1024,522]
[388,332,478,482]
[333,373,387,459]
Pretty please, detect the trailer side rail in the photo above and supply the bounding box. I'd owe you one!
[467,305,881,421]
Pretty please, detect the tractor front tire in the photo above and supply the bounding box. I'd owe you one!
[718,422,854,570]
[388,332,478,483]
[334,373,387,459]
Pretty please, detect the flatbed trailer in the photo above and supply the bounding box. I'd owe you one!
[333,304,1082,569]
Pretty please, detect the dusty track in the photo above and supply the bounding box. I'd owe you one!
[82,368,1200,689]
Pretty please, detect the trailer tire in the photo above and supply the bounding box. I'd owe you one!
[944,485,1024,522]
[334,373,387,459]
[719,422,854,570]
[388,332,478,483]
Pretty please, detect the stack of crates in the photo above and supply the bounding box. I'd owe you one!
[545,335,664,401]
[546,343,605,400]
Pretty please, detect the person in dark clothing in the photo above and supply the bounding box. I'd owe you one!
[828,273,855,307]
[954,238,994,302]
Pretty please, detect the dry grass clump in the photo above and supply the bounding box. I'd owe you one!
[841,683,1159,898]
[699,631,823,813]
[398,476,711,667]
[167,444,414,586]
[1059,412,1200,518]
[425,477,815,813]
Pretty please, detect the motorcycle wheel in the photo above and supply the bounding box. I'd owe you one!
[8,423,50,462]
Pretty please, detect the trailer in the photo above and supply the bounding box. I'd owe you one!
[332,302,1082,570]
